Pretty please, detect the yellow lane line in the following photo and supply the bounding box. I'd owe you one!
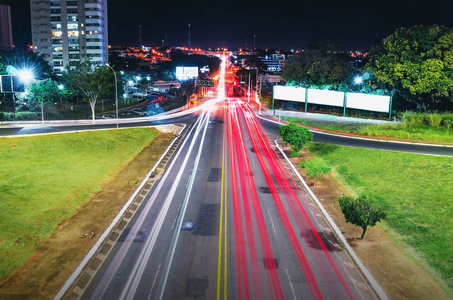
[217,106,227,300]
[224,124,228,300]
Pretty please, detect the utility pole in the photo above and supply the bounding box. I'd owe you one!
[253,34,256,50]
[245,36,248,50]
[138,25,142,46]
[188,23,191,49]
[259,73,262,115]
[248,73,251,102]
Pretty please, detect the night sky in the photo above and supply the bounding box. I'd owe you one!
[3,0,453,51]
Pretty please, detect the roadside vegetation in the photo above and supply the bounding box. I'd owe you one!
[307,142,453,288]
[0,128,160,281]
[283,111,453,143]
[279,122,313,157]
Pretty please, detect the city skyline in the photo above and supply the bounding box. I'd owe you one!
[3,0,453,50]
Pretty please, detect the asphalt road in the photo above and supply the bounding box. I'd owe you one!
[77,99,378,299]
[257,115,453,157]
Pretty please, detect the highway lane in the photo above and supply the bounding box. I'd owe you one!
[81,100,222,300]
[224,99,377,299]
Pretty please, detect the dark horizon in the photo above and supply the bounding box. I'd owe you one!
[3,0,453,51]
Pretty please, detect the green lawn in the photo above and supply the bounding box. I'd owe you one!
[307,142,453,288]
[0,128,160,280]
[284,117,453,143]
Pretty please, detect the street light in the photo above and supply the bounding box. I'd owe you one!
[58,84,64,104]
[17,69,34,85]
[106,63,119,129]
[354,75,363,85]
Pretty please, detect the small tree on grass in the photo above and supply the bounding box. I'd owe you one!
[280,122,313,157]
[337,194,386,240]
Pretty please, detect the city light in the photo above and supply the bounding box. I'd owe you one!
[354,75,363,85]
[17,69,34,85]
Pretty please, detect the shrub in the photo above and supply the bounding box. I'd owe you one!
[279,122,313,157]
[14,112,41,121]
[300,157,332,179]
[426,113,443,127]
[442,113,453,127]
[402,111,425,127]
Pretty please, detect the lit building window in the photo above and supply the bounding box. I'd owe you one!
[68,31,79,37]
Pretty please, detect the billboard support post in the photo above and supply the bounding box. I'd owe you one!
[305,88,308,112]
[343,92,347,117]
[389,93,393,121]
[272,85,275,116]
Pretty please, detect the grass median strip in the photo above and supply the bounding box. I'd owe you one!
[0,128,160,282]
[307,142,453,289]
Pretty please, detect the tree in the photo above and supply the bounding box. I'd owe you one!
[282,45,352,89]
[24,79,61,122]
[0,54,4,74]
[279,122,313,157]
[366,25,453,110]
[62,58,115,122]
[337,194,386,239]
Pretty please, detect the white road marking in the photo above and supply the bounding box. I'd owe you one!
[267,209,277,235]
[148,263,161,300]
[285,268,297,300]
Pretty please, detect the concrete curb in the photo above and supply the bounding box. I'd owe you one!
[54,124,186,300]
[275,139,388,300]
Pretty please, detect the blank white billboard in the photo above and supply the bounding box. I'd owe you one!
[274,86,306,102]
[346,93,391,113]
[307,89,344,107]
[176,66,199,81]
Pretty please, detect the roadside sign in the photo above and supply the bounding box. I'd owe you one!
[195,79,215,87]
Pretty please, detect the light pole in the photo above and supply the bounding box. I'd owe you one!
[106,63,119,129]
[58,84,64,104]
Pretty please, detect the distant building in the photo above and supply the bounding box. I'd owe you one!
[151,80,181,93]
[0,4,13,50]
[30,0,108,74]
[259,54,286,72]
[260,74,283,84]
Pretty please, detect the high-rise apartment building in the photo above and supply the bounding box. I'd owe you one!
[30,0,108,74]
[0,4,13,50]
